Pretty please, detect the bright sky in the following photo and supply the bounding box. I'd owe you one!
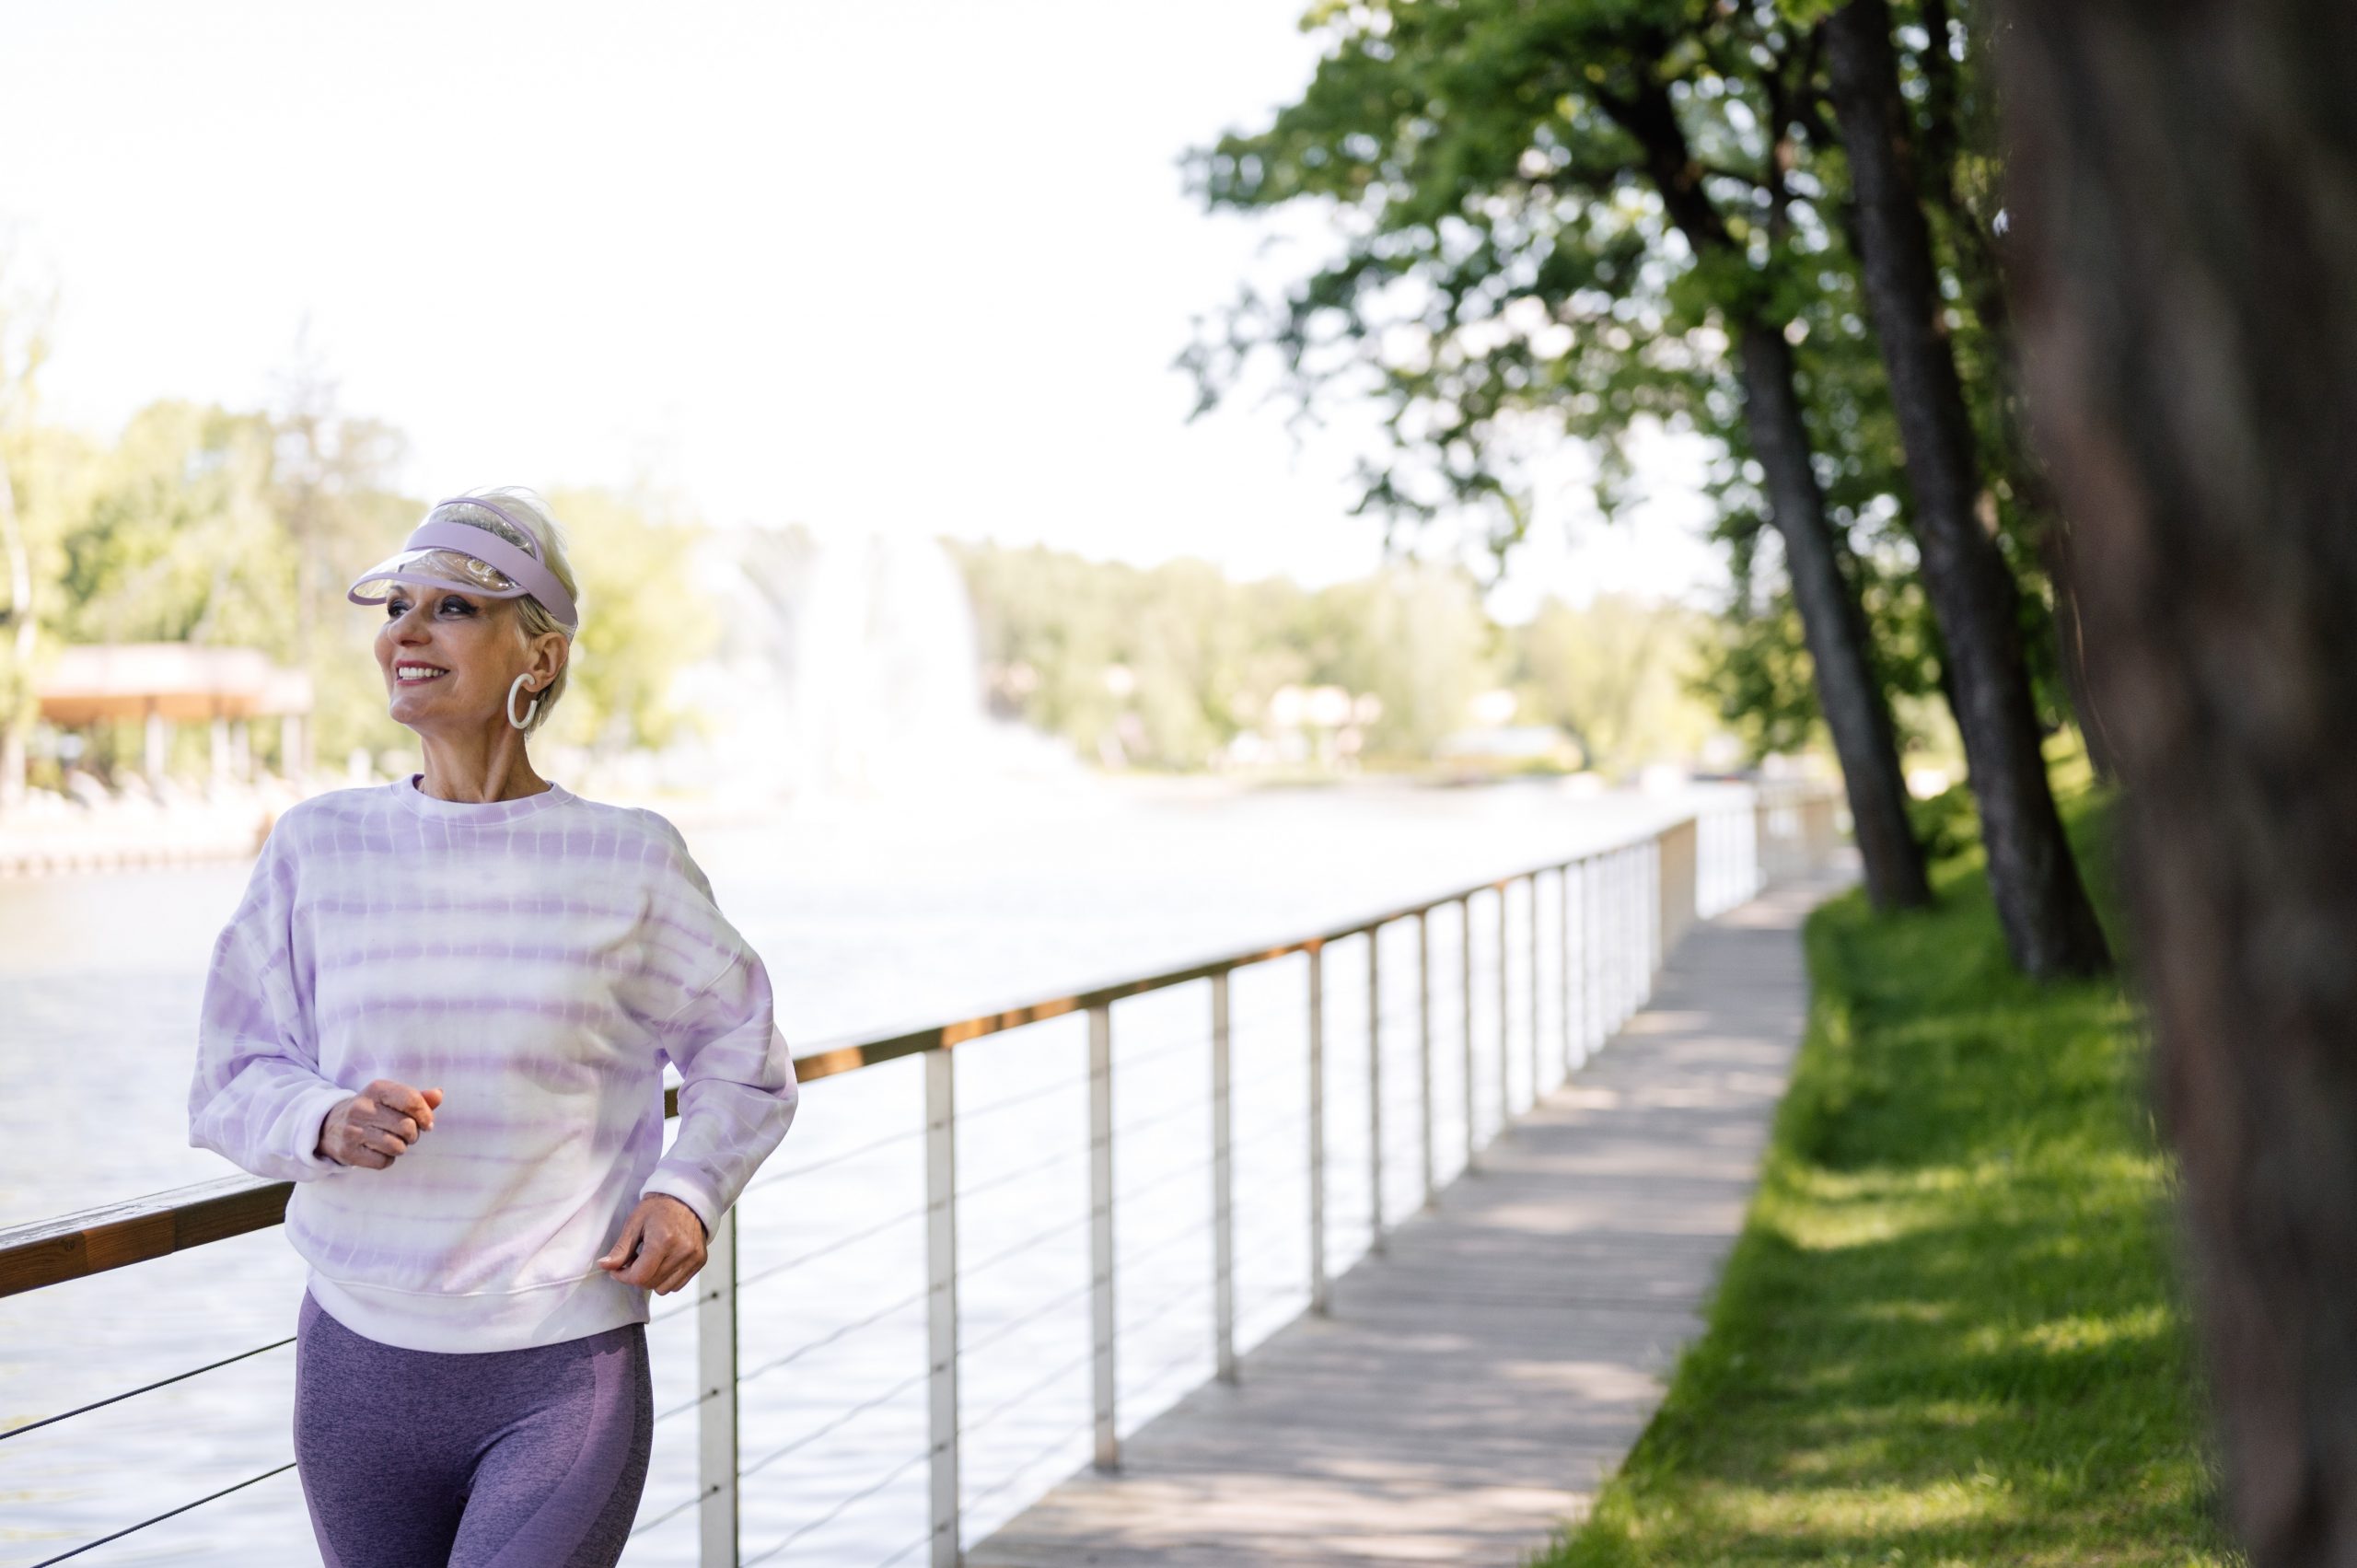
[0,0,1727,621]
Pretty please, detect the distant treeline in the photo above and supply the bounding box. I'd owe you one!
[0,387,1762,796]
[946,536,1743,777]
[0,369,714,791]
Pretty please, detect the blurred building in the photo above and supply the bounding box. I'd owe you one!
[33,644,313,790]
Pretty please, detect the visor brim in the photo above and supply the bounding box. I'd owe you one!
[346,546,531,606]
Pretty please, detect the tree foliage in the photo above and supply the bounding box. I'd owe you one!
[1182,0,2075,757]
[1515,590,1723,775]
[946,538,1516,770]
[0,359,719,788]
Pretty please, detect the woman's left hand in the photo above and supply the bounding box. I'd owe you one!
[597,1194,711,1294]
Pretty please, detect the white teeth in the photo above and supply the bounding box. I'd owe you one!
[396,666,447,680]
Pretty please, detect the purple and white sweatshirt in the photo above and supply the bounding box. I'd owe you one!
[186,773,799,1353]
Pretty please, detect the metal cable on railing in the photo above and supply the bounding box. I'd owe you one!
[961,1412,1095,1514]
[1111,1000,1297,1072]
[867,1524,945,1568]
[960,1273,1097,1359]
[650,1383,723,1426]
[27,1460,298,1567]
[628,1483,709,1539]
[735,1198,932,1295]
[1112,1148,1216,1210]
[958,1340,1097,1439]
[1226,1110,1312,1157]
[959,1208,1094,1283]
[0,1334,295,1445]
[1109,1086,1217,1141]
[740,1121,928,1195]
[954,1071,1087,1124]
[739,1446,934,1567]
[1118,1211,1216,1273]
[648,1277,725,1327]
[737,1367,933,1483]
[734,1282,934,1393]
[956,1142,1087,1204]
[1118,1269,1207,1340]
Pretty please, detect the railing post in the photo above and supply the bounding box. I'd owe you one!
[1614,848,1627,1023]
[1584,855,1602,1059]
[1616,848,1633,1026]
[1211,970,1237,1385]
[923,1049,960,1567]
[1308,941,1329,1316]
[1367,924,1386,1256]
[1495,885,1511,1132]
[1645,836,1661,992]
[1527,872,1542,1098]
[1558,861,1573,1081]
[698,1204,738,1568]
[1642,845,1656,1002]
[1417,908,1435,1209]
[1460,897,1476,1173]
[1602,848,1621,1032]
[1625,848,1642,1020]
[1088,1002,1118,1470]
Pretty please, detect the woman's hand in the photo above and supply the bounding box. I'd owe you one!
[317,1079,444,1169]
[597,1194,710,1295]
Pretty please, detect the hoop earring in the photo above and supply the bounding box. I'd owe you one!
[506,673,541,732]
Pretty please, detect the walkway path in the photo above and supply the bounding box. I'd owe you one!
[964,872,1849,1568]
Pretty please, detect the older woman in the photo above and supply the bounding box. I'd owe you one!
[186,489,799,1567]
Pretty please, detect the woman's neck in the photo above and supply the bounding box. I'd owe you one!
[412,731,552,804]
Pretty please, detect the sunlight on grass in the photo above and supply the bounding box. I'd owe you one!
[1527,789,2243,1568]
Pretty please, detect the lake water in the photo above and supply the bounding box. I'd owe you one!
[0,772,1752,1566]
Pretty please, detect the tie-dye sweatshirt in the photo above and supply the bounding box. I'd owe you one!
[186,772,800,1353]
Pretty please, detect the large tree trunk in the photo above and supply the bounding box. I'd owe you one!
[1605,73,1931,910]
[1908,0,2120,784]
[1824,0,2109,975]
[1736,323,1932,911]
[1998,0,2357,1558]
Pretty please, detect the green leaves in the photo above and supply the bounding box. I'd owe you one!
[1182,0,2068,765]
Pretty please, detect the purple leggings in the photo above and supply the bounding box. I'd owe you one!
[293,1290,654,1568]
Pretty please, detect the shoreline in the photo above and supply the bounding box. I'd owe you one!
[0,766,1624,880]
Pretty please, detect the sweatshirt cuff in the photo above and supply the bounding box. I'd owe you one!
[288,1083,355,1178]
[640,1168,720,1238]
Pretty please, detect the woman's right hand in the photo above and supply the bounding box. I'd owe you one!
[317,1079,444,1169]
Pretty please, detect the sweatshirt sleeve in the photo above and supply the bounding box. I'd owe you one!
[636,819,800,1236]
[187,822,353,1183]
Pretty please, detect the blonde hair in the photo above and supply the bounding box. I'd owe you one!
[443,487,580,734]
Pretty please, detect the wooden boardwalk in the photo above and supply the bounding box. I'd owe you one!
[964,873,1846,1568]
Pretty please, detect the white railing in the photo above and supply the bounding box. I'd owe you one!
[0,783,1845,1568]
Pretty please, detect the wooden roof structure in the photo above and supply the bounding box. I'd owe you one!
[35,644,312,726]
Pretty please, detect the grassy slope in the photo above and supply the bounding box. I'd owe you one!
[1530,794,2241,1567]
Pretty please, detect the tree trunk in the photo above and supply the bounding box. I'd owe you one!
[2035,512,2121,784]
[1605,74,1931,910]
[1999,0,2357,1559]
[1736,323,1932,910]
[1824,0,2110,975]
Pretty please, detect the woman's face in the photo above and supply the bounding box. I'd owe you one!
[373,583,539,734]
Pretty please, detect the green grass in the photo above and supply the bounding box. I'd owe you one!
[1528,792,2242,1568]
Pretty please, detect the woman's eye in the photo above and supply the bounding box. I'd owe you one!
[384,598,409,618]
[440,598,476,615]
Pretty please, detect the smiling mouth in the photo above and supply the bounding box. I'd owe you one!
[394,664,451,683]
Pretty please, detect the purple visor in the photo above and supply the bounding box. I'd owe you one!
[346,496,579,631]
